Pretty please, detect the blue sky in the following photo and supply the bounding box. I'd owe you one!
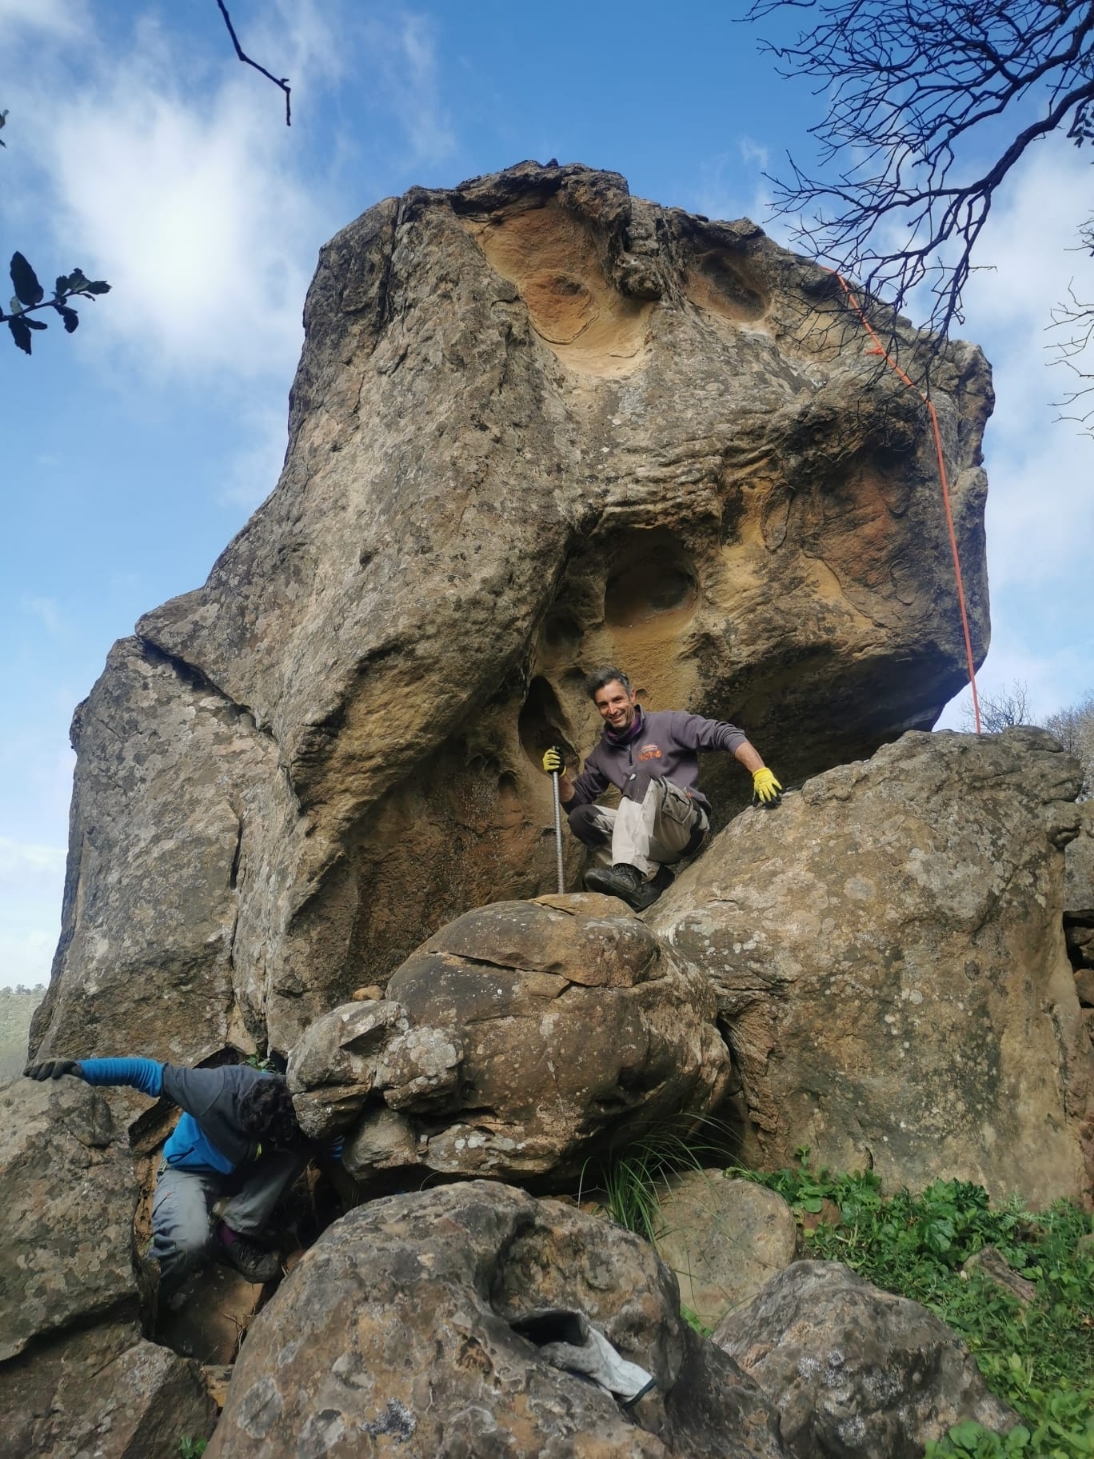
[1,0,1091,987]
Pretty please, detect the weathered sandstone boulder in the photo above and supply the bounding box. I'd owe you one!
[0,1074,139,1362]
[0,1076,215,1455]
[0,1321,217,1459]
[288,894,732,1182]
[651,728,1094,1206]
[208,1180,790,1459]
[653,1172,799,1331]
[713,1261,1016,1458]
[33,160,992,1063]
[1065,807,1094,918]
[1065,806,1094,981]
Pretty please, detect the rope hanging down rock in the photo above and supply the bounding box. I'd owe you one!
[829,270,983,735]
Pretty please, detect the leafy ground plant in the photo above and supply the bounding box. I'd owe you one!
[741,1155,1094,1459]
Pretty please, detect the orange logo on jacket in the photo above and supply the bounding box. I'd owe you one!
[637,743,663,762]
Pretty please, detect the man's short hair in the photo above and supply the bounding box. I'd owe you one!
[585,666,632,701]
[238,1075,300,1150]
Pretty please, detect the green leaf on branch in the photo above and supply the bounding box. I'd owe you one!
[24,317,47,330]
[8,316,32,354]
[10,252,44,307]
[57,268,110,300]
[54,303,79,333]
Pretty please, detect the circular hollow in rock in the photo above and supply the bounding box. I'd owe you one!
[466,201,653,377]
[686,251,768,324]
[605,535,698,630]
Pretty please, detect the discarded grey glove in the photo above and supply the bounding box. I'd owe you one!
[24,1059,81,1081]
[512,1309,655,1405]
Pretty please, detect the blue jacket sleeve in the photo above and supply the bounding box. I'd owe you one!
[78,1057,164,1098]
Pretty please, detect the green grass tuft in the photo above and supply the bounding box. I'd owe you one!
[580,1117,734,1246]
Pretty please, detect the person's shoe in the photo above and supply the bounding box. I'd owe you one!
[215,1224,281,1284]
[584,862,673,911]
[682,821,708,859]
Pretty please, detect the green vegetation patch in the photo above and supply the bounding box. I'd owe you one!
[741,1155,1094,1458]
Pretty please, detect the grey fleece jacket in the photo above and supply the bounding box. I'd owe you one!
[566,707,746,815]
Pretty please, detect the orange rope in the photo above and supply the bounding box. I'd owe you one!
[827,270,983,734]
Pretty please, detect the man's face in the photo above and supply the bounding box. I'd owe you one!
[594,680,638,732]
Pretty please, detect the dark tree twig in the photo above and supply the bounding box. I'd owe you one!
[216,0,291,125]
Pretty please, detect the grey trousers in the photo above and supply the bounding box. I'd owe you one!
[568,773,709,877]
[149,1151,305,1288]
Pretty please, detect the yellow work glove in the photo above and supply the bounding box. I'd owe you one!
[542,747,563,775]
[752,767,783,806]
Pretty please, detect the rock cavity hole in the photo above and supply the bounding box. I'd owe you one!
[604,533,698,630]
[518,676,574,768]
[686,250,768,325]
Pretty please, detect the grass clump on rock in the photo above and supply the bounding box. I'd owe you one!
[743,1154,1094,1458]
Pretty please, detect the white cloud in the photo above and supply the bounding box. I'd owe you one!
[958,141,1094,601]
[0,0,86,38]
[2,3,456,382]
[362,10,456,167]
[0,929,54,990]
[20,596,63,635]
[43,74,317,379]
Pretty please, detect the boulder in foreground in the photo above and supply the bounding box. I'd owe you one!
[209,1180,790,1458]
[0,1074,139,1362]
[713,1260,1016,1459]
[653,728,1094,1206]
[289,895,732,1183]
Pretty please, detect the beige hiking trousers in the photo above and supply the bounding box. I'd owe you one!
[570,776,708,877]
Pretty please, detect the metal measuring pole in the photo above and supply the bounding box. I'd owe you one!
[551,769,565,893]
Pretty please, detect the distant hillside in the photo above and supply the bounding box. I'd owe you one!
[0,988,44,1079]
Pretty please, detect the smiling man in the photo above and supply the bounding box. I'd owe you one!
[543,666,781,911]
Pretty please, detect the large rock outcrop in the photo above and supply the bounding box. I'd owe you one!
[0,1321,217,1459]
[32,160,992,1062]
[208,1181,790,1459]
[651,728,1094,1206]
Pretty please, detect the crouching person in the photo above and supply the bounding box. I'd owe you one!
[24,1055,315,1292]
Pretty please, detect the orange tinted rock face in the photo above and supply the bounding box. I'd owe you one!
[33,162,992,1061]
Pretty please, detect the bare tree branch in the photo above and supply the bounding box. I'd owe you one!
[747,0,1094,355]
[1048,223,1094,433]
[216,0,291,126]
[959,679,1033,734]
